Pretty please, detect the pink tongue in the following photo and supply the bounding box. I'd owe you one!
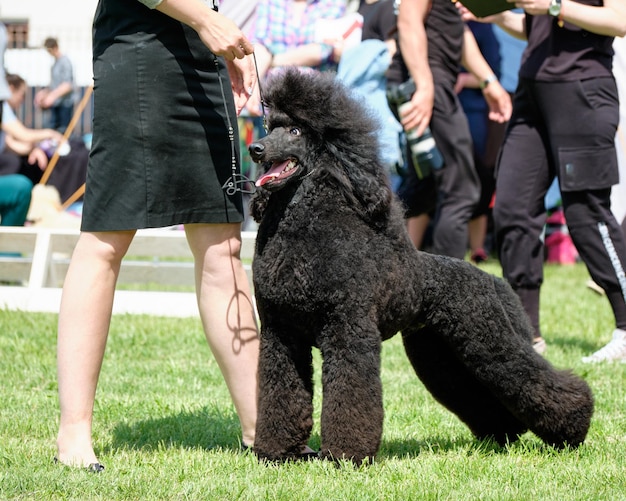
[255,160,290,187]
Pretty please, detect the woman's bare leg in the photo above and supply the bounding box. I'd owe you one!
[407,214,431,250]
[469,214,489,260]
[185,223,259,446]
[56,230,135,467]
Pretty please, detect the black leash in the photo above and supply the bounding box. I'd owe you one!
[218,52,267,196]
[253,52,269,134]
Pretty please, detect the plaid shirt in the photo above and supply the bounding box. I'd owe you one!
[252,0,346,71]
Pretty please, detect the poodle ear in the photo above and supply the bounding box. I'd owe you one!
[351,169,393,222]
[321,141,392,223]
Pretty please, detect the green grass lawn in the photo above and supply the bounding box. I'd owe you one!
[1,261,625,500]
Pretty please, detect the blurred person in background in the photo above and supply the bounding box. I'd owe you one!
[34,37,75,133]
[460,0,626,361]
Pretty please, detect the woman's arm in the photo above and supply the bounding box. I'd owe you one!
[4,134,36,156]
[271,44,330,68]
[41,82,73,109]
[2,119,63,146]
[462,0,626,38]
[397,0,435,137]
[457,2,527,40]
[4,134,50,170]
[515,0,626,37]
[492,9,527,39]
[461,25,512,123]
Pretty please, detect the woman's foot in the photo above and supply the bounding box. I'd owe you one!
[56,430,100,470]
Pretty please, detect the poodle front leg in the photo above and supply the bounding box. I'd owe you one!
[318,325,383,464]
[254,324,314,462]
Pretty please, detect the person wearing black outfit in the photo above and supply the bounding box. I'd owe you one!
[457,21,504,264]
[461,0,626,360]
[387,0,511,258]
[359,0,397,43]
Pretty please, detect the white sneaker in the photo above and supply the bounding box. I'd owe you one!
[585,279,605,296]
[581,329,626,363]
[533,337,547,355]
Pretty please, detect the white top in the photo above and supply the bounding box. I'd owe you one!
[0,24,11,101]
[0,101,17,152]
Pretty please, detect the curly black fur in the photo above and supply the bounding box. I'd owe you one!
[249,68,593,465]
[250,69,392,227]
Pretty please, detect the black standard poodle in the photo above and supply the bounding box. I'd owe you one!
[248,68,593,464]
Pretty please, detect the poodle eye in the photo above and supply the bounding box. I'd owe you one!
[289,127,301,136]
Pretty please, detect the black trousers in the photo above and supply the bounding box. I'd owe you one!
[494,77,626,329]
[397,74,480,259]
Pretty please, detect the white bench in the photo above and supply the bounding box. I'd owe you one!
[0,227,256,317]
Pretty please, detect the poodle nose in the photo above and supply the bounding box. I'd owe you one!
[249,142,265,161]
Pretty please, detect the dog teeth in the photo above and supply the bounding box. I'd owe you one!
[284,160,296,172]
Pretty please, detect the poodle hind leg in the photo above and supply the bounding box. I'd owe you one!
[402,328,528,445]
[254,324,315,462]
[318,323,384,464]
[509,365,594,449]
[489,279,594,448]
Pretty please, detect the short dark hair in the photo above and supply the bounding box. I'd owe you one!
[6,73,25,89]
[44,37,58,49]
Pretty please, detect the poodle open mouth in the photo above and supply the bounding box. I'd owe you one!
[255,158,301,188]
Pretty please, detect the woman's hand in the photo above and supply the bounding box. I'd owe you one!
[482,80,513,123]
[156,0,254,60]
[400,85,434,138]
[227,56,257,116]
[511,0,554,15]
[28,147,49,171]
[154,0,257,114]
[195,11,255,61]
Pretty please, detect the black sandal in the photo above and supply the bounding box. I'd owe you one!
[54,456,105,473]
[86,462,105,472]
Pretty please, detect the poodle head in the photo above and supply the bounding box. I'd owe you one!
[249,116,312,193]
[249,68,392,222]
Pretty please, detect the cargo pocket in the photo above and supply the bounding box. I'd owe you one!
[558,145,618,192]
